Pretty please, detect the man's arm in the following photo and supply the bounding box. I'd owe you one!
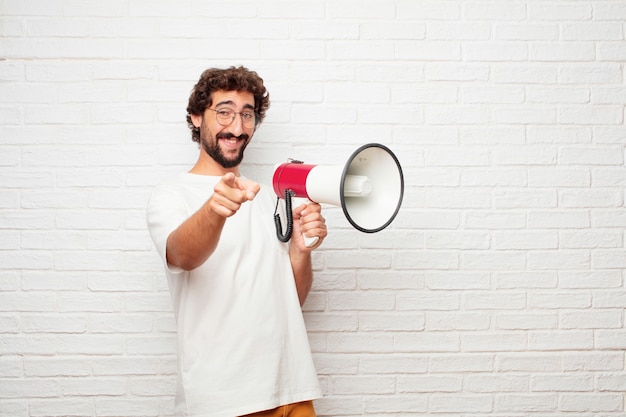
[289,202,327,305]
[166,173,260,271]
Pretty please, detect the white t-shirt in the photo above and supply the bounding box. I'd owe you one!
[146,173,321,417]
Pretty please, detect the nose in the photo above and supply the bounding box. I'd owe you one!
[228,113,244,136]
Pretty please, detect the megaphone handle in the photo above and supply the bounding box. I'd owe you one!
[292,197,320,248]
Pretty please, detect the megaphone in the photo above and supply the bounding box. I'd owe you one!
[272,143,404,245]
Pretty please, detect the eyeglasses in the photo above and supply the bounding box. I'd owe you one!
[207,108,257,128]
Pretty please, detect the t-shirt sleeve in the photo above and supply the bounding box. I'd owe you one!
[146,184,189,275]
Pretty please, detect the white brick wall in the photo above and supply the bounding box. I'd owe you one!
[1,0,625,416]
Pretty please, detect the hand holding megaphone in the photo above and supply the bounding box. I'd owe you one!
[272,143,404,245]
[291,198,322,248]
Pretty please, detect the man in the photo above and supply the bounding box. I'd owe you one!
[147,66,326,417]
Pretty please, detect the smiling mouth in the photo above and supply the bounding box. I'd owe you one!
[218,133,248,142]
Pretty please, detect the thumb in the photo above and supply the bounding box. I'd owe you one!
[222,172,237,187]
[291,202,307,220]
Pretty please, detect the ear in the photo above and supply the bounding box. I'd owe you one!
[190,113,203,129]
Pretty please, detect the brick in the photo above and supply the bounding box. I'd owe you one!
[496,353,561,372]
[23,358,89,377]
[95,398,161,417]
[528,210,590,229]
[560,310,623,330]
[559,189,623,208]
[394,332,460,353]
[398,1,460,20]
[593,249,626,269]
[530,42,595,61]
[302,313,358,332]
[359,312,425,332]
[426,312,490,331]
[359,354,427,375]
[395,40,461,61]
[430,394,493,412]
[561,64,623,84]
[314,397,363,416]
[596,373,626,391]
[495,394,557,412]
[89,314,154,334]
[560,393,623,412]
[332,375,395,395]
[462,333,528,352]
[0,293,56,312]
[527,126,592,144]
[311,353,358,375]
[593,290,626,308]
[426,189,491,209]
[559,105,624,125]
[328,333,394,353]
[528,3,591,20]
[464,292,527,310]
[362,21,426,40]
[464,42,528,62]
[496,313,558,330]
[560,229,623,249]
[527,250,590,270]
[562,23,624,41]
[528,330,594,351]
[527,168,590,187]
[527,86,590,104]
[598,42,626,61]
[125,336,176,355]
[325,251,391,269]
[327,291,395,311]
[426,272,490,290]
[496,24,559,41]
[397,374,459,393]
[467,374,528,392]
[29,399,94,416]
[428,22,490,40]
[493,271,558,289]
[493,230,558,250]
[562,352,624,371]
[595,330,626,350]
[465,211,526,229]
[529,292,591,309]
[91,357,161,376]
[397,292,459,311]
[493,190,557,209]
[461,251,526,271]
[22,314,87,333]
[426,63,489,81]
[0,378,62,398]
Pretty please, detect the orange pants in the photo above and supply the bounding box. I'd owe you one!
[240,400,316,417]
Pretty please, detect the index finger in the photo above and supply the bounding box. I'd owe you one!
[233,177,260,201]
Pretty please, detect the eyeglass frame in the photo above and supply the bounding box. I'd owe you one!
[206,107,258,128]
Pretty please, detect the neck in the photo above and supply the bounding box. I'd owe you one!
[189,151,240,176]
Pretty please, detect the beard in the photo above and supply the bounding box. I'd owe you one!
[200,131,250,169]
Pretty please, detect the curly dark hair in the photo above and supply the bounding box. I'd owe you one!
[186,66,270,144]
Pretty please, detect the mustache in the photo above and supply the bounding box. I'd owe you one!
[217,132,249,142]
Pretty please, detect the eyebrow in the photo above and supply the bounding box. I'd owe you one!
[215,100,255,110]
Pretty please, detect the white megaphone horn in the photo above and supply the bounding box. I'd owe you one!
[272,143,404,246]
